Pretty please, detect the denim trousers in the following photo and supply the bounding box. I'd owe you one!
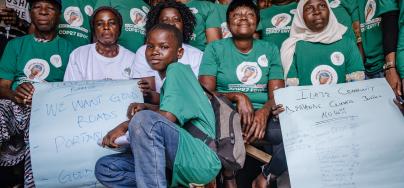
[95,110,179,188]
[262,118,288,177]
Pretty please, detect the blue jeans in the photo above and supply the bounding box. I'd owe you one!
[262,118,287,177]
[365,70,384,79]
[95,110,179,188]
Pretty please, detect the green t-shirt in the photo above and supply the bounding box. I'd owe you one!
[329,0,359,39]
[358,0,385,75]
[0,35,73,90]
[94,0,150,52]
[216,3,232,39]
[397,1,404,78]
[159,63,221,187]
[287,37,364,86]
[186,0,221,51]
[58,0,96,49]
[199,38,284,109]
[376,0,399,16]
[257,2,297,49]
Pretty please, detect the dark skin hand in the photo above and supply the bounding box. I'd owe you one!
[102,102,175,148]
[0,6,18,25]
[0,79,34,106]
[199,76,285,144]
[137,77,160,105]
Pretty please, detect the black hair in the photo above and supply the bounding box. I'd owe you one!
[29,0,62,12]
[145,0,195,43]
[90,6,123,38]
[147,23,183,48]
[226,0,260,25]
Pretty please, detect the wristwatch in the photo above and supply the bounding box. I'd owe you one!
[383,61,396,71]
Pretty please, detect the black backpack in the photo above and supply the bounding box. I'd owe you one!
[184,86,246,171]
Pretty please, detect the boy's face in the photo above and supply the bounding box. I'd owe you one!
[145,29,184,72]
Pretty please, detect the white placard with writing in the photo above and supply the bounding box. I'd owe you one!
[29,80,143,187]
[274,78,404,188]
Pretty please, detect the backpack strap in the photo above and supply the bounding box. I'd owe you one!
[183,122,217,152]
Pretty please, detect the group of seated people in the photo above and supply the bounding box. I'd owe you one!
[0,0,403,187]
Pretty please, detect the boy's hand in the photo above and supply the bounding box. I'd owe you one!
[15,82,34,105]
[138,79,154,97]
[127,103,147,119]
[102,121,128,148]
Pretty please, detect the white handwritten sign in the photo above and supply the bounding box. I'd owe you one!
[29,80,143,187]
[274,78,404,188]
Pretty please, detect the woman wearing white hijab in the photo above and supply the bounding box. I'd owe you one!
[280,0,365,86]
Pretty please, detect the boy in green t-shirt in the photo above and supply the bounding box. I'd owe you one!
[94,0,150,52]
[95,24,221,187]
[58,0,97,49]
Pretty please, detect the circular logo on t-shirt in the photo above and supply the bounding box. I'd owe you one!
[221,22,232,38]
[122,67,132,78]
[311,65,338,85]
[365,0,376,22]
[84,5,94,16]
[290,9,297,15]
[329,0,341,8]
[23,59,50,82]
[142,6,150,13]
[258,55,269,67]
[271,13,291,28]
[50,54,62,68]
[189,7,198,14]
[236,62,262,85]
[64,7,84,27]
[330,52,345,66]
[130,8,146,27]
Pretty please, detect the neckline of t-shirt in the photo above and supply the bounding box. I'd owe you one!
[30,34,59,44]
[230,38,256,55]
[91,43,124,63]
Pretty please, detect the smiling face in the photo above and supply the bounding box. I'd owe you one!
[303,0,330,32]
[145,28,184,74]
[93,10,120,46]
[30,1,60,33]
[159,8,184,33]
[228,6,257,39]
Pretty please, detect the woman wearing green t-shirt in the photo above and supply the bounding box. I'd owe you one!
[0,0,72,187]
[281,0,365,87]
[199,0,286,187]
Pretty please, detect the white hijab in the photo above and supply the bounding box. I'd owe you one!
[280,0,347,78]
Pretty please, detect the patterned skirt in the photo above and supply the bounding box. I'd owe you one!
[0,99,34,187]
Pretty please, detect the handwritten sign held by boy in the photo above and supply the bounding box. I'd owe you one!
[274,78,404,188]
[29,80,143,187]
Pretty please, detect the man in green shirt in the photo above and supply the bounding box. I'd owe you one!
[58,0,96,49]
[257,0,297,49]
[95,24,220,187]
[94,0,150,52]
[0,0,72,187]
[177,0,222,51]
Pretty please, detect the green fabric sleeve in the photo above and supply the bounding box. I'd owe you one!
[267,43,285,80]
[160,64,197,126]
[205,3,221,29]
[198,43,219,76]
[397,26,404,78]
[377,0,399,16]
[0,41,18,81]
[286,54,298,79]
[345,39,365,74]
